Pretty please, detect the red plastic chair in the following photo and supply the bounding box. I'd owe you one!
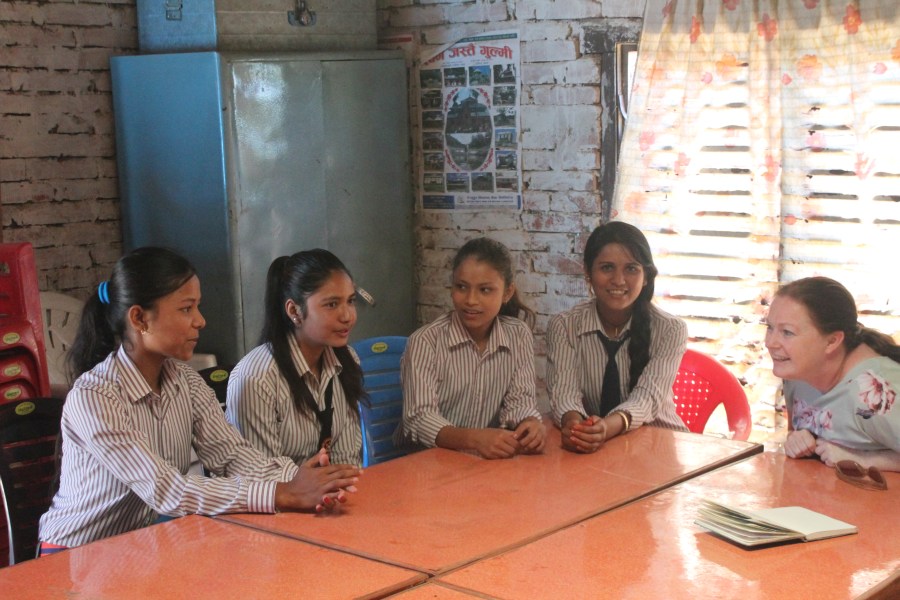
[671,349,752,441]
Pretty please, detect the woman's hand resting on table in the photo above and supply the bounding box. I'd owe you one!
[436,425,543,459]
[784,429,817,459]
[815,440,900,472]
[468,428,522,459]
[784,433,900,473]
[514,417,546,455]
[560,412,607,454]
[274,449,361,513]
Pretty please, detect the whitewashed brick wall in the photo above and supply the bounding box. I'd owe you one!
[378,0,785,440]
[1,0,378,298]
[379,0,647,412]
[1,0,136,296]
[2,0,778,440]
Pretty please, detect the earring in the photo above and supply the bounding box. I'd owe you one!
[292,317,300,325]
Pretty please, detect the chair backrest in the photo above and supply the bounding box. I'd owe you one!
[671,349,752,441]
[351,336,409,467]
[198,365,234,412]
[195,366,233,478]
[39,292,84,398]
[0,396,64,566]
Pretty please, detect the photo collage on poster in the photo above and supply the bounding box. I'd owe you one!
[418,31,521,210]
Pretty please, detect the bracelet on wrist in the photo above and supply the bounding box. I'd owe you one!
[612,410,631,431]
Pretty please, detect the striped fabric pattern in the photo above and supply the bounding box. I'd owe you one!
[38,348,298,548]
[547,301,689,431]
[226,335,363,467]
[396,311,542,448]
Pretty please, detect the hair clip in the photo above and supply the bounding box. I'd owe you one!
[356,286,376,306]
[98,281,110,305]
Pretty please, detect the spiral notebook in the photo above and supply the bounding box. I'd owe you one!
[695,499,858,547]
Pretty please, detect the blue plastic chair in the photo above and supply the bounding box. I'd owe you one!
[351,336,409,467]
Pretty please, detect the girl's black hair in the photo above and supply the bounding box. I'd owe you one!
[583,221,659,392]
[67,247,197,381]
[452,237,536,328]
[776,276,900,363]
[260,249,367,416]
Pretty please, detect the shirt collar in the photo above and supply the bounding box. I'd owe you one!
[447,310,511,353]
[115,346,182,405]
[287,334,342,381]
[576,301,632,339]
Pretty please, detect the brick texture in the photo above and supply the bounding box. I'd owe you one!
[1,0,781,440]
[1,0,136,297]
[0,0,378,298]
[376,0,782,439]
[378,1,620,417]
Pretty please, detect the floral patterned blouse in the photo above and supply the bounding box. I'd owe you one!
[784,357,900,453]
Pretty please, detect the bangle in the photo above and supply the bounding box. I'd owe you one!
[613,411,631,431]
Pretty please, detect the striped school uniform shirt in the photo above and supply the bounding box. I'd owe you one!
[547,300,688,431]
[396,311,542,448]
[39,347,298,548]
[226,336,362,467]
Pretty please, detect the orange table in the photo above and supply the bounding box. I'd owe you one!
[387,582,483,599]
[438,452,900,600]
[0,515,426,599]
[221,424,761,574]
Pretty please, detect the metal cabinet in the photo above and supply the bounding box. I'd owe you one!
[111,51,415,364]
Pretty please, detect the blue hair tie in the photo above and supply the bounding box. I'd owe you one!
[98,281,110,305]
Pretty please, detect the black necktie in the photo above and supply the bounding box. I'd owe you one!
[314,379,335,452]
[598,331,629,417]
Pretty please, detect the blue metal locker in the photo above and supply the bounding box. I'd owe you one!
[110,51,415,365]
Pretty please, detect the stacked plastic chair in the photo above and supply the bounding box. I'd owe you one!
[0,243,53,566]
[0,243,51,404]
[0,397,64,565]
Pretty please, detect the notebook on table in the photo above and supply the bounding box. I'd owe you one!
[695,499,858,547]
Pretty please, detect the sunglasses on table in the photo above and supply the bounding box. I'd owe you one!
[835,460,888,491]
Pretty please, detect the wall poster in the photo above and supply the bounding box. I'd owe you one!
[418,31,521,210]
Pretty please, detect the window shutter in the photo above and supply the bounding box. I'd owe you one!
[614,26,781,357]
[780,72,900,337]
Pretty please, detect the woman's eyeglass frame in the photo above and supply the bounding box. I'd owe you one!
[835,460,887,491]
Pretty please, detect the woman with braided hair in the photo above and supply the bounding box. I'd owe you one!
[766,276,900,471]
[548,221,688,454]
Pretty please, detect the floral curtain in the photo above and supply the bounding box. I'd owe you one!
[612,0,900,431]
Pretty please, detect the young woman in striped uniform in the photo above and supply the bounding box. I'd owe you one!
[395,237,545,459]
[226,249,366,467]
[547,222,688,454]
[38,248,360,554]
